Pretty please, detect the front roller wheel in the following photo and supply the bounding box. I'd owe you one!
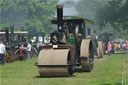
[37,49,73,77]
[80,39,94,72]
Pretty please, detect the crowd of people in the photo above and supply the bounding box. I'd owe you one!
[107,41,128,56]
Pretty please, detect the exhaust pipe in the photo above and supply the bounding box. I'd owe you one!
[5,27,9,44]
[56,5,63,33]
[10,25,14,44]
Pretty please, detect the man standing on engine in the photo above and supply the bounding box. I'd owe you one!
[0,40,6,65]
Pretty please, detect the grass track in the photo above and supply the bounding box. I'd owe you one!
[0,54,128,85]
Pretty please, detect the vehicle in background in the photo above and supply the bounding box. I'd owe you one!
[0,26,36,63]
[99,32,114,54]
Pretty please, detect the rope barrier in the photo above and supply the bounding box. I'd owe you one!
[122,54,128,85]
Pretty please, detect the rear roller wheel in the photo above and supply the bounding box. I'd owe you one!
[80,39,94,72]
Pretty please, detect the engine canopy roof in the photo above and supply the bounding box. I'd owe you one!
[51,16,94,25]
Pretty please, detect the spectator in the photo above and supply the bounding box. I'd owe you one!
[27,41,32,60]
[114,43,118,53]
[36,41,40,56]
[123,42,126,50]
[107,42,112,56]
[0,40,6,65]
[114,43,116,52]
[21,42,26,50]
[126,41,128,55]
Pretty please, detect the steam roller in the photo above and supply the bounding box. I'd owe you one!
[36,5,94,77]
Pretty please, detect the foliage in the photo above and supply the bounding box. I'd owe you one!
[98,0,128,40]
[74,0,128,40]
[0,0,57,37]
[101,23,128,40]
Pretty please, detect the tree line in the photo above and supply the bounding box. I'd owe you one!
[0,0,57,38]
[98,0,128,39]
[0,0,128,39]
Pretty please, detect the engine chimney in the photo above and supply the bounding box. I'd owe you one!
[10,25,14,44]
[5,27,9,44]
[56,5,63,33]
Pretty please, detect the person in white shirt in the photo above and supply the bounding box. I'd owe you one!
[27,41,32,60]
[0,40,6,65]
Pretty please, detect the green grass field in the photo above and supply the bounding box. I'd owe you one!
[0,54,128,85]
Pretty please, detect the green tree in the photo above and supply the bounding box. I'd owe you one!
[0,0,57,38]
[75,0,128,39]
[99,0,128,39]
